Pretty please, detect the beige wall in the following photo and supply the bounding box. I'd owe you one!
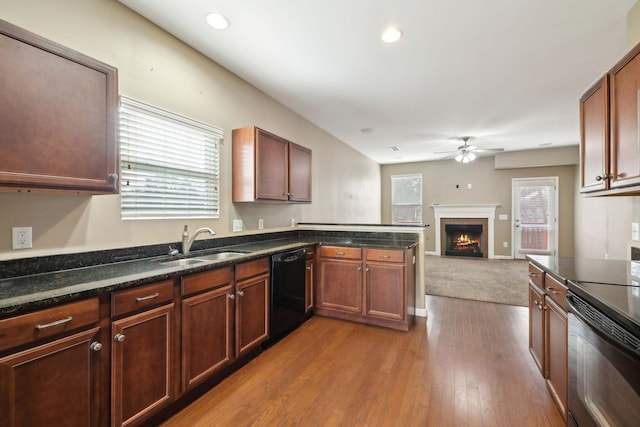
[0,0,381,259]
[573,1,640,261]
[381,152,577,257]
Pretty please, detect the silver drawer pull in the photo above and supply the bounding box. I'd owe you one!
[136,292,159,302]
[528,272,538,277]
[335,251,346,255]
[237,290,245,297]
[35,316,73,330]
[546,287,559,294]
[379,254,391,258]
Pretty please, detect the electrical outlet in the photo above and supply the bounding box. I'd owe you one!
[258,218,264,229]
[232,219,243,232]
[503,241,509,248]
[12,227,32,249]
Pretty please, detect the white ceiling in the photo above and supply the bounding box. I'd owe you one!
[119,0,636,164]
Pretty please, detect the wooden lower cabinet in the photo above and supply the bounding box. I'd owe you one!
[181,267,234,392]
[305,252,315,313]
[317,257,363,314]
[316,245,415,331]
[0,327,101,427]
[528,263,568,422]
[234,258,270,357]
[181,284,234,391]
[528,282,545,373]
[111,280,176,427]
[545,296,568,421]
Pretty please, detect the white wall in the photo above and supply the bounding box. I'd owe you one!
[0,0,381,259]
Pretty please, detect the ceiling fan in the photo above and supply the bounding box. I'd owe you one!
[435,136,504,163]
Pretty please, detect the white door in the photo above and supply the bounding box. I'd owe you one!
[512,177,558,259]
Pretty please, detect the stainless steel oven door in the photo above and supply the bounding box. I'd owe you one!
[567,293,640,427]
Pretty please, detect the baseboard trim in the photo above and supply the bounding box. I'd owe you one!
[493,255,514,260]
[415,296,428,318]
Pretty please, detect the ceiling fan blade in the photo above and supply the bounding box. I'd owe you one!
[475,147,504,153]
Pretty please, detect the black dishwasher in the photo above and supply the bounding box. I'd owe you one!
[267,248,308,346]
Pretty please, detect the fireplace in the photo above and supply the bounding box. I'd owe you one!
[445,224,483,257]
[431,204,499,258]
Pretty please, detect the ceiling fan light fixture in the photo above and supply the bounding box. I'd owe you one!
[455,151,476,163]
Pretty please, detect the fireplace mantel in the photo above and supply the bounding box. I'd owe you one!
[431,204,500,258]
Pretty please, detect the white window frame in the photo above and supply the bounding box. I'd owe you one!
[119,96,221,220]
[391,173,423,225]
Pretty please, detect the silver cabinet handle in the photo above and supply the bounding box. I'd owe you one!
[595,174,611,181]
[228,294,235,300]
[90,341,103,351]
[237,290,245,297]
[136,292,159,302]
[114,333,126,342]
[108,173,119,182]
[357,266,362,271]
[366,267,370,272]
[528,272,538,277]
[35,316,73,330]
[335,251,346,255]
[306,266,311,270]
[379,254,390,258]
[546,287,559,294]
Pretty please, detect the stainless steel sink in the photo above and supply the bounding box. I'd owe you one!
[159,251,247,266]
[159,258,207,267]
[196,251,247,261]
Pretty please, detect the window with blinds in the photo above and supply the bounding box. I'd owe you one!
[391,174,423,224]
[119,96,221,219]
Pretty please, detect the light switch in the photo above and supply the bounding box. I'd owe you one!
[633,222,640,241]
[499,214,508,220]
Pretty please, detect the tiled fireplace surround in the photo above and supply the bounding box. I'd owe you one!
[431,204,499,259]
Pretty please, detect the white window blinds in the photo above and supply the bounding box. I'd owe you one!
[119,96,221,219]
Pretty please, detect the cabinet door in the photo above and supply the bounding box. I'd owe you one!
[235,273,269,357]
[256,130,288,200]
[305,258,314,313]
[365,262,405,321]
[0,20,118,194]
[610,43,640,190]
[580,75,609,193]
[112,303,174,427]
[182,284,234,391]
[545,297,568,422]
[0,327,100,427]
[317,259,363,314]
[529,283,545,374]
[289,142,312,202]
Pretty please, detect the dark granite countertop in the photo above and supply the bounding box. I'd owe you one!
[526,255,634,285]
[0,231,418,317]
[527,255,640,337]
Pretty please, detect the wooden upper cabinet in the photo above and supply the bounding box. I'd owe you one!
[288,142,312,202]
[580,75,609,193]
[579,41,640,196]
[609,41,640,191]
[0,19,119,194]
[232,126,312,202]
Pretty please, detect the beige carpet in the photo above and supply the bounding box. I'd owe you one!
[424,255,530,306]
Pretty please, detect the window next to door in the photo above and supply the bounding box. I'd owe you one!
[391,174,423,225]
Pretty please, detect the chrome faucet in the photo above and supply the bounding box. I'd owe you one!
[182,225,216,257]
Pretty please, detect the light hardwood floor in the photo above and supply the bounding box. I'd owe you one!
[162,296,565,426]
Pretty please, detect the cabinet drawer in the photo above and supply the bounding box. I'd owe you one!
[366,248,404,263]
[112,280,174,318]
[305,246,316,259]
[544,274,568,311]
[235,258,269,281]
[182,266,233,297]
[319,246,362,260]
[0,298,99,352]
[528,263,545,288]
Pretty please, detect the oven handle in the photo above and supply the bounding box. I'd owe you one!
[566,294,640,358]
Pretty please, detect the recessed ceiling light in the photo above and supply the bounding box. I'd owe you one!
[381,27,403,43]
[206,13,230,30]
[389,146,400,152]
[360,128,374,134]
